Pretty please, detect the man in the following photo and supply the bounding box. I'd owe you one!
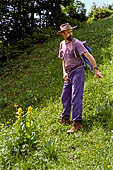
[57,23,103,134]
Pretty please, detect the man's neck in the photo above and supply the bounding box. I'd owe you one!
[65,40,69,43]
[65,39,72,43]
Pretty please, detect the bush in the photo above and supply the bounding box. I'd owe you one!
[59,15,84,28]
[88,6,113,23]
[0,105,59,169]
[0,26,57,62]
[0,106,38,168]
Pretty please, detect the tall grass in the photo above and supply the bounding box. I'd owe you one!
[0,15,113,169]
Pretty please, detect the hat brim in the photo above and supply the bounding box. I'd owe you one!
[56,26,77,35]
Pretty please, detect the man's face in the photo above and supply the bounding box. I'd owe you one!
[62,29,73,41]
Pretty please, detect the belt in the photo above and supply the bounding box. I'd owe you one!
[66,65,83,73]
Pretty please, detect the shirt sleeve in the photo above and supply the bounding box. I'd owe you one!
[76,40,88,56]
[58,42,64,59]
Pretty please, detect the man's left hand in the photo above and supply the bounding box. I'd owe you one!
[94,69,103,79]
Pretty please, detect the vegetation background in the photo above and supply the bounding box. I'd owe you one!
[0,0,113,169]
[0,0,113,61]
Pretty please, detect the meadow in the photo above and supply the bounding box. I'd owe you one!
[0,15,113,169]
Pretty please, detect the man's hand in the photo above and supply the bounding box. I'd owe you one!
[63,72,69,82]
[94,69,103,79]
[84,52,103,79]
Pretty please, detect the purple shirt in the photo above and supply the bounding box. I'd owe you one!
[58,39,88,69]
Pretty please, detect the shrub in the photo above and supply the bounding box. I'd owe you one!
[43,138,58,162]
[0,106,38,168]
[88,6,113,23]
[0,26,57,62]
[96,98,113,128]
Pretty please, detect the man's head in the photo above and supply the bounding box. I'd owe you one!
[61,29,73,42]
[57,23,77,42]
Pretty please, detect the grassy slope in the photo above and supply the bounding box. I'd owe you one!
[0,16,113,169]
[0,16,113,123]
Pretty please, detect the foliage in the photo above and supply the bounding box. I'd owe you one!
[0,106,38,168]
[0,0,83,47]
[0,89,113,169]
[0,16,113,169]
[88,3,113,23]
[0,106,59,169]
[42,138,58,161]
[0,15,113,122]
[96,100,113,127]
[35,0,66,28]
[0,0,35,45]
[0,26,57,61]
[61,0,87,22]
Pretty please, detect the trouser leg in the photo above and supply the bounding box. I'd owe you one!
[71,67,85,122]
[61,81,72,119]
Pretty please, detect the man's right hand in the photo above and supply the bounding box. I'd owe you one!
[63,72,69,82]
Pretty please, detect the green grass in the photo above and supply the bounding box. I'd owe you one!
[0,15,113,169]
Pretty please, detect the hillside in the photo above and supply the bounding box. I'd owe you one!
[0,16,113,169]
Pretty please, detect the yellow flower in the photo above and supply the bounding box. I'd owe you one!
[18,107,22,113]
[18,112,22,116]
[1,124,4,128]
[17,107,22,118]
[27,106,32,114]
[14,104,18,108]
[17,115,22,120]
[6,121,9,124]
[26,122,30,127]
[107,165,111,168]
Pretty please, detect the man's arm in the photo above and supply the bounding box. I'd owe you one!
[62,59,69,82]
[83,51,103,78]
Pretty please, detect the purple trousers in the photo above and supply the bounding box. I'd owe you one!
[61,66,85,122]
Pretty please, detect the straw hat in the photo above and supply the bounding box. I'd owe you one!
[57,23,77,35]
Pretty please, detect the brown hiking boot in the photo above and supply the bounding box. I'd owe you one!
[59,117,72,125]
[67,121,83,134]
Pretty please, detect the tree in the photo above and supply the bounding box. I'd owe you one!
[61,0,87,22]
[35,0,73,28]
[88,2,97,18]
[108,3,113,10]
[0,0,36,45]
[88,3,113,23]
[0,0,87,46]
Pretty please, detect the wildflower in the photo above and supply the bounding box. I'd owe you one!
[1,124,4,128]
[107,165,111,168]
[14,104,18,108]
[18,107,22,114]
[6,121,9,124]
[17,115,22,119]
[17,107,22,119]
[26,122,30,127]
[27,106,32,114]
